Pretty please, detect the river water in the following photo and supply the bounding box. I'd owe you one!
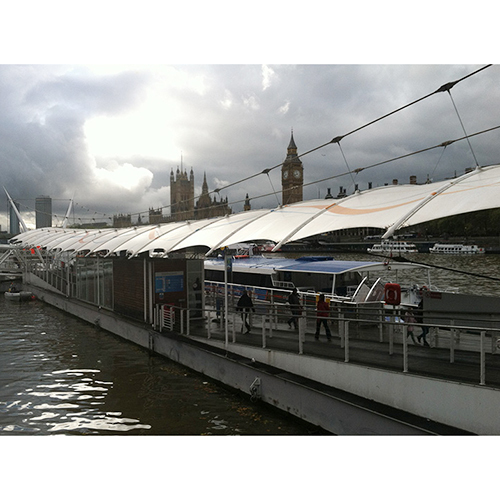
[0,297,320,436]
[2,252,500,437]
[323,252,500,296]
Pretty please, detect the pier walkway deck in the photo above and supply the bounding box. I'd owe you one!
[182,314,500,390]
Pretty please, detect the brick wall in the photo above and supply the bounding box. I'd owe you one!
[113,259,145,321]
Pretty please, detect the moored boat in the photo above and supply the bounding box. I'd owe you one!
[429,243,485,254]
[367,240,418,255]
[4,290,36,301]
[204,255,431,306]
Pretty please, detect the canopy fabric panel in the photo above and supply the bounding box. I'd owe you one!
[204,256,430,274]
[9,164,500,256]
[121,219,218,256]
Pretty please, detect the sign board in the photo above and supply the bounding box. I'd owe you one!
[155,271,184,294]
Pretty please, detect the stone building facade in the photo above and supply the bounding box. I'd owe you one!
[169,167,231,222]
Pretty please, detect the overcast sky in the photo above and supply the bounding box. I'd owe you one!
[1,4,499,230]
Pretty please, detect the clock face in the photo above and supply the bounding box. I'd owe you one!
[293,169,301,179]
[283,170,289,179]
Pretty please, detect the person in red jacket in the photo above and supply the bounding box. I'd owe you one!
[315,294,332,341]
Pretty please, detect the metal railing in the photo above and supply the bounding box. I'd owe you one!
[152,299,500,387]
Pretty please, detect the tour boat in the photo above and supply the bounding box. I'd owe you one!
[429,243,485,254]
[204,255,431,306]
[367,240,418,255]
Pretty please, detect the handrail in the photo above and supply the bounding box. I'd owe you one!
[154,298,500,388]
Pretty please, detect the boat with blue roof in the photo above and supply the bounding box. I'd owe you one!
[204,255,431,306]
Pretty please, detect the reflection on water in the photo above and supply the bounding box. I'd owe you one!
[0,298,318,435]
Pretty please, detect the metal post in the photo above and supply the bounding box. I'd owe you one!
[268,308,273,338]
[298,316,304,355]
[340,312,345,348]
[271,293,277,331]
[403,325,408,373]
[389,309,394,356]
[224,251,230,349]
[96,257,100,307]
[262,315,267,349]
[232,315,236,343]
[480,330,486,385]
[180,307,184,335]
[186,310,190,336]
[149,260,154,327]
[344,321,349,362]
[450,320,455,364]
[379,308,384,342]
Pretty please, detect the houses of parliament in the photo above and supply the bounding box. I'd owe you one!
[164,131,304,220]
[115,132,304,227]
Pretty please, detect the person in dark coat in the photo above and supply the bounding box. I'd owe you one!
[236,290,255,333]
[415,299,430,346]
[287,288,302,329]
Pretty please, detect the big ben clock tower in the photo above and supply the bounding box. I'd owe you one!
[281,130,303,205]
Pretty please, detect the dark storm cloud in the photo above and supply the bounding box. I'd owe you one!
[24,68,151,117]
[1,63,500,228]
[167,64,500,207]
[0,66,151,224]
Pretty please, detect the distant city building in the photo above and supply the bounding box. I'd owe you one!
[170,165,195,221]
[35,196,52,228]
[113,213,132,228]
[149,208,164,225]
[9,201,20,235]
[244,193,251,211]
[194,172,231,219]
[281,131,304,205]
[170,165,231,222]
[337,186,347,199]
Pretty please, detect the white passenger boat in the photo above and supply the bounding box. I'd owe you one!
[204,255,430,306]
[429,243,485,254]
[367,240,418,255]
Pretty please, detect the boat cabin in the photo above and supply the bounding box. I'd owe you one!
[204,256,431,305]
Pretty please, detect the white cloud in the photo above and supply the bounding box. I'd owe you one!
[220,89,233,109]
[243,94,259,111]
[93,161,153,192]
[262,65,275,91]
[212,177,230,190]
[278,100,290,114]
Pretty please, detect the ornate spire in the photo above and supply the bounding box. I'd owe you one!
[288,128,297,150]
[286,129,298,160]
[201,172,209,194]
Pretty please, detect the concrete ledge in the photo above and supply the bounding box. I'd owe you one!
[197,337,499,435]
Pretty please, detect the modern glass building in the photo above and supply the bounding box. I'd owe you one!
[35,196,52,228]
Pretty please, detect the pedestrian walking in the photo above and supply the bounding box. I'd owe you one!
[236,290,255,333]
[287,288,302,329]
[315,294,332,341]
[404,308,417,344]
[415,299,430,346]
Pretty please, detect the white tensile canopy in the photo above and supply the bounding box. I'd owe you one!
[10,164,500,257]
